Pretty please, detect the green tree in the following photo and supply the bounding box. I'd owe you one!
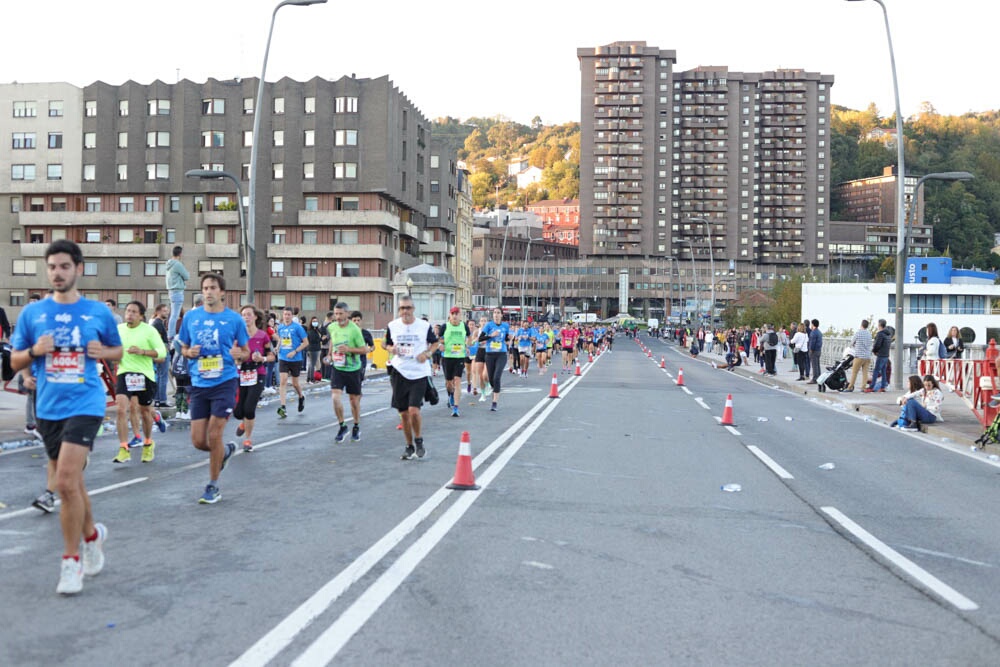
[463,128,488,155]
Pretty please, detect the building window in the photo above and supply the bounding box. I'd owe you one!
[145,198,160,213]
[13,260,37,275]
[302,230,318,244]
[169,196,180,213]
[117,132,127,148]
[118,100,128,116]
[29,197,44,212]
[200,163,223,172]
[12,132,36,149]
[304,196,318,211]
[83,261,98,276]
[334,162,357,179]
[118,228,133,243]
[338,197,359,211]
[243,97,254,114]
[272,230,286,244]
[48,132,62,149]
[303,129,315,146]
[303,262,318,277]
[202,131,224,147]
[49,100,64,117]
[303,162,314,179]
[272,196,283,212]
[270,261,285,277]
[242,130,253,147]
[148,99,170,115]
[273,97,285,114]
[144,261,164,276]
[273,130,284,147]
[193,196,204,213]
[195,228,206,244]
[272,163,283,180]
[29,230,44,243]
[117,164,127,181]
[333,230,358,244]
[335,130,358,146]
[85,101,96,117]
[304,97,315,114]
[12,101,37,117]
[430,180,439,193]
[10,196,21,213]
[198,260,225,275]
[85,198,100,212]
[116,262,132,277]
[47,164,62,180]
[165,228,176,243]
[146,131,170,147]
[336,262,360,278]
[429,205,439,218]
[202,98,225,115]
[11,165,36,181]
[213,228,229,244]
[335,96,358,113]
[119,196,134,212]
[430,155,439,169]
[146,163,169,180]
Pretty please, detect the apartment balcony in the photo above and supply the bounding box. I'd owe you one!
[267,243,397,260]
[296,209,404,231]
[202,211,240,226]
[204,243,240,258]
[18,211,164,227]
[284,276,391,293]
[419,240,456,256]
[19,242,164,258]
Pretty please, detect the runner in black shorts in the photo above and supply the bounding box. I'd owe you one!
[111,301,166,464]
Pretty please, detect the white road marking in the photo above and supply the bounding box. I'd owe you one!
[724,426,742,436]
[0,476,149,522]
[522,561,554,570]
[229,371,591,667]
[746,445,794,479]
[680,387,692,395]
[694,397,711,411]
[821,506,979,611]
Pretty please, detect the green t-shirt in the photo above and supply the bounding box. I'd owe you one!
[117,321,167,381]
[442,321,471,358]
[326,320,366,372]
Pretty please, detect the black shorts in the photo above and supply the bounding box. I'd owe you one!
[115,373,156,406]
[279,360,302,377]
[331,367,363,395]
[443,357,465,380]
[37,415,103,461]
[189,378,238,420]
[474,347,486,363]
[390,373,427,412]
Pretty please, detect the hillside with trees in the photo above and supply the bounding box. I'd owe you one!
[831,104,1000,270]
[432,116,579,209]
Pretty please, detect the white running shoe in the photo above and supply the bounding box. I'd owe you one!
[82,523,107,576]
[479,393,487,403]
[57,557,83,595]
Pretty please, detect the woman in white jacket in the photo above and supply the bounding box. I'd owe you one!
[896,374,944,431]
[923,322,942,360]
[790,322,810,381]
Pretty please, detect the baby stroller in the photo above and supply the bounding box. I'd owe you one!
[816,348,854,393]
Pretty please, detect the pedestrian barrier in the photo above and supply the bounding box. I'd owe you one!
[720,394,735,426]
[446,431,479,491]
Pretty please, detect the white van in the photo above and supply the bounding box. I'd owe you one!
[647,318,660,330]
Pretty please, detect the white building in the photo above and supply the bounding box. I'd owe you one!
[515,165,543,189]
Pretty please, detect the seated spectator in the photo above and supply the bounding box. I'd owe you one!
[896,374,944,431]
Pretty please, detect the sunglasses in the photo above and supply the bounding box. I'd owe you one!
[399,306,414,311]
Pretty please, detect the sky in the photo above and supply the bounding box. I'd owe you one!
[4,0,995,126]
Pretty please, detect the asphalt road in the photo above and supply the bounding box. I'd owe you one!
[1,338,999,666]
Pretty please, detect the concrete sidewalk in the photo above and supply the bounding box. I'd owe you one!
[652,337,1000,455]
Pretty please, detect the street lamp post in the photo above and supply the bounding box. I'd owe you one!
[477,274,498,309]
[247,0,327,306]
[687,218,715,325]
[520,237,543,321]
[185,169,251,304]
[675,239,697,324]
[847,0,905,388]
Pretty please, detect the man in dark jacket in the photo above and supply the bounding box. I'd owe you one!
[866,319,892,392]
[806,319,823,384]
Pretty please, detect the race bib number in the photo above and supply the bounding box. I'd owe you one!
[198,355,223,379]
[450,343,464,354]
[239,369,258,386]
[488,340,502,352]
[46,348,86,384]
[396,343,415,358]
[281,336,293,350]
[332,352,347,368]
[125,373,146,392]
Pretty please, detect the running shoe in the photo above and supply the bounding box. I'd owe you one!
[414,438,425,459]
[466,383,472,394]
[198,484,221,504]
[447,394,454,409]
[141,441,155,463]
[32,490,56,514]
[479,393,487,403]
[400,445,415,460]
[81,523,107,576]
[154,410,166,433]
[298,395,305,413]
[57,557,83,595]
[111,447,131,464]
[25,425,41,440]
[396,422,403,430]
[351,424,360,442]
[127,435,143,448]
[235,422,245,437]
[243,440,254,453]
[277,405,287,419]
[452,406,460,418]
[335,423,349,443]
[490,402,498,412]
[221,442,236,471]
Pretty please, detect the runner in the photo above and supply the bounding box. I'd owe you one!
[516,320,537,376]
[471,315,490,402]
[233,305,273,452]
[464,318,478,394]
[560,322,580,373]
[441,306,473,417]
[176,273,249,504]
[535,322,550,374]
[480,307,511,412]
[384,295,439,459]
[275,306,308,418]
[110,301,167,464]
[349,311,375,383]
[11,240,122,594]
[327,302,367,443]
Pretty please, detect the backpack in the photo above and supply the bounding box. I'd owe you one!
[767,331,778,346]
[937,338,947,360]
[975,411,1000,449]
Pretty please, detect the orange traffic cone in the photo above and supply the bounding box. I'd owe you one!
[647,349,652,358]
[660,356,665,368]
[446,431,480,491]
[548,373,560,399]
[676,367,685,386]
[588,352,594,363]
[720,394,735,426]
[574,361,582,376]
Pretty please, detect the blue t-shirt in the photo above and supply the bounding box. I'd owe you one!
[176,306,249,388]
[480,321,510,354]
[12,297,122,420]
[517,327,537,350]
[276,322,307,362]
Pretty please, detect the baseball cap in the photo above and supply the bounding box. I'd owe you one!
[449,306,461,314]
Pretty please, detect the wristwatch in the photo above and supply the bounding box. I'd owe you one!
[28,346,40,359]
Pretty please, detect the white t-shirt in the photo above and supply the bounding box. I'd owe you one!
[385,317,434,380]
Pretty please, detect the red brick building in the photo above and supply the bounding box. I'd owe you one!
[528,198,579,246]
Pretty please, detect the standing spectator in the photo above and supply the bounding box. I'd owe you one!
[923,322,943,360]
[150,303,171,407]
[0,304,10,340]
[165,246,189,341]
[104,299,123,325]
[761,324,779,376]
[866,319,892,393]
[319,311,333,381]
[305,315,322,382]
[806,319,823,384]
[790,322,809,381]
[845,319,873,392]
[943,325,964,359]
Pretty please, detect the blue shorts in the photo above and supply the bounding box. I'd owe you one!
[189,378,238,420]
